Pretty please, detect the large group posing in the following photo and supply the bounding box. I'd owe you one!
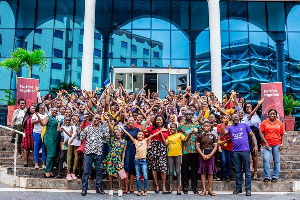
[11,84,285,197]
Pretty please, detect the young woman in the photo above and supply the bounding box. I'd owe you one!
[31,103,47,168]
[35,107,60,178]
[196,121,218,196]
[121,127,165,196]
[162,123,192,195]
[143,115,170,194]
[259,109,285,182]
[21,105,35,167]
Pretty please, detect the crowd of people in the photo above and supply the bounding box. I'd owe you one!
[10,84,285,197]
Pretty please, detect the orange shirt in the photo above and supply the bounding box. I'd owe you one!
[259,119,285,146]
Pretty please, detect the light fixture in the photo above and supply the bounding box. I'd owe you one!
[168,64,172,69]
[132,64,135,68]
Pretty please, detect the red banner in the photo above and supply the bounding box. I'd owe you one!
[261,82,284,122]
[16,77,39,107]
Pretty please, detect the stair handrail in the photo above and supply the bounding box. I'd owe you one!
[0,125,25,180]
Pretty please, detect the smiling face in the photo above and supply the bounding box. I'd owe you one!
[19,100,26,109]
[245,103,252,114]
[127,117,134,128]
[184,110,193,121]
[29,106,35,114]
[64,117,71,126]
[51,107,58,117]
[114,129,122,139]
[39,105,45,114]
[136,115,143,124]
[232,114,239,125]
[170,123,177,134]
[137,132,144,141]
[238,109,245,119]
[155,116,163,128]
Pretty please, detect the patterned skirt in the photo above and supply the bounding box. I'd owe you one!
[147,140,167,173]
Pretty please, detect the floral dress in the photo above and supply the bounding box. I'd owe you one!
[101,136,126,177]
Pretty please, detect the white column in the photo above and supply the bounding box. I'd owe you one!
[81,0,96,91]
[208,0,222,101]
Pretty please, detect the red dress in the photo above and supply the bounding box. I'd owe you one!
[21,116,34,150]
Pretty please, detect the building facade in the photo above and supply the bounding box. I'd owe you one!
[0,0,300,104]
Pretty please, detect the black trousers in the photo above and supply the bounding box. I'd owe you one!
[181,153,199,190]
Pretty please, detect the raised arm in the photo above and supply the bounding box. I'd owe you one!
[34,112,49,126]
[248,98,264,120]
[120,126,136,143]
[221,116,230,135]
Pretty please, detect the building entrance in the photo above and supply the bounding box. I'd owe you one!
[113,68,189,98]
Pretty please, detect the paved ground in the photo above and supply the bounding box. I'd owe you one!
[0,183,299,200]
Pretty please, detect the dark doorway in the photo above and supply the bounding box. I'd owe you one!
[144,73,157,94]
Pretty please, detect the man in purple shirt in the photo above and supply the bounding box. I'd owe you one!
[221,114,258,196]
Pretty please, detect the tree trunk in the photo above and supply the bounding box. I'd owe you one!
[29,66,32,78]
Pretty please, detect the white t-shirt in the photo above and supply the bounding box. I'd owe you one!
[32,113,48,134]
[15,109,26,125]
[61,125,72,143]
[69,125,81,146]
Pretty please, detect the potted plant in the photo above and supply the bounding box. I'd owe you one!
[283,94,300,131]
[0,89,16,126]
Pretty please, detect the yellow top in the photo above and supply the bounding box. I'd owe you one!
[166,133,185,156]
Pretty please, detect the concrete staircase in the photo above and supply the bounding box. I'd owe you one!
[0,127,299,192]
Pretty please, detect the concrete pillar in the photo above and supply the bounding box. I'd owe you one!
[276,40,286,94]
[101,35,110,88]
[208,0,222,101]
[190,38,197,92]
[81,0,96,91]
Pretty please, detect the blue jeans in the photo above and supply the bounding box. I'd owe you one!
[221,149,233,178]
[33,132,46,163]
[233,151,251,191]
[134,159,148,191]
[263,145,281,179]
[82,154,103,191]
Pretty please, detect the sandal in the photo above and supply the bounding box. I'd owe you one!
[208,191,216,196]
[137,191,141,196]
[54,174,62,179]
[143,191,147,196]
[200,191,206,196]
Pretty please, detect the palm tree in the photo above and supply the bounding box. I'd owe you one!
[20,49,47,78]
[0,56,25,83]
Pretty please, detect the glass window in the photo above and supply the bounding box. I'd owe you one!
[94,49,101,57]
[36,0,55,28]
[120,57,126,64]
[52,63,62,70]
[132,44,137,52]
[55,0,74,29]
[153,51,159,58]
[286,4,300,32]
[143,48,149,55]
[143,60,148,68]
[248,2,267,31]
[158,74,169,98]
[131,59,137,66]
[54,49,63,58]
[78,44,83,52]
[170,74,187,91]
[190,1,209,30]
[228,2,248,31]
[94,63,100,71]
[121,41,128,48]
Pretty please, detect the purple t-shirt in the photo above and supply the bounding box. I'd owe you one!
[226,123,251,152]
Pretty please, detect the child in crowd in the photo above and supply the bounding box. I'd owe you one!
[196,121,218,196]
[161,123,192,195]
[121,126,165,196]
[102,122,127,197]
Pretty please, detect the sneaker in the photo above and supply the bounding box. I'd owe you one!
[42,165,46,169]
[63,162,67,169]
[108,190,114,196]
[35,164,39,169]
[66,174,73,180]
[271,178,278,182]
[263,178,271,182]
[71,174,78,180]
[118,189,123,197]
[225,176,231,182]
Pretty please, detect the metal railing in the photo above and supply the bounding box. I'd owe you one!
[0,125,25,177]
